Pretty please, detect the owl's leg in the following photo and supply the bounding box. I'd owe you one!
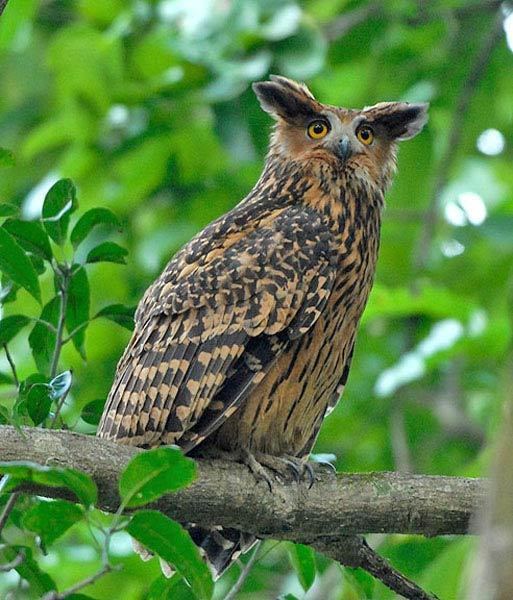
[247,451,316,489]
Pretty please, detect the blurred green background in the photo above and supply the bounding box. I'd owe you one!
[0,0,512,598]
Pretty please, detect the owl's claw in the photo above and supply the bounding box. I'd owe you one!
[242,451,316,490]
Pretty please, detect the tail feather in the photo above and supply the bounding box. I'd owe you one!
[132,524,257,581]
[186,524,257,578]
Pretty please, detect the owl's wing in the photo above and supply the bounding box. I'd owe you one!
[98,205,336,449]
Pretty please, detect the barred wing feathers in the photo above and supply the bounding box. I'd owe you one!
[97,205,336,450]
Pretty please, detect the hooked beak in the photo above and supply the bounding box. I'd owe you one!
[337,136,352,163]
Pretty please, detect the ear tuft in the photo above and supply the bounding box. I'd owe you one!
[365,102,429,141]
[252,75,318,123]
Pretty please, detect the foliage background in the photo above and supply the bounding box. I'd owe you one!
[0,0,512,598]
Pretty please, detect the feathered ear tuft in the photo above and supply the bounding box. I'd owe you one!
[364,102,429,141]
[252,75,319,123]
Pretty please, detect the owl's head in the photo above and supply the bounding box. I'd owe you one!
[253,75,428,186]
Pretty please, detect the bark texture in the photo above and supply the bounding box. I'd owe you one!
[0,425,485,543]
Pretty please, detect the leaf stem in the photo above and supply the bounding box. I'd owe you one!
[0,490,19,537]
[49,386,71,429]
[2,344,19,389]
[49,266,70,379]
[224,541,261,600]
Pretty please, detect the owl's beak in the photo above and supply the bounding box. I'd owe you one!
[337,136,352,162]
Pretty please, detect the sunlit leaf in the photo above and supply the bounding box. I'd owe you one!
[0,315,30,346]
[22,499,83,546]
[127,511,213,600]
[119,446,196,508]
[70,207,121,248]
[2,219,53,260]
[49,370,72,400]
[42,178,78,245]
[0,227,41,303]
[86,241,128,264]
[0,461,97,507]
[94,303,135,331]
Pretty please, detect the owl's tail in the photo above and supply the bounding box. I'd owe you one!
[133,524,257,580]
[186,524,257,578]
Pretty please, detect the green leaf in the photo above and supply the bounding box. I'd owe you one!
[0,372,13,385]
[81,399,105,425]
[0,203,18,217]
[26,382,52,425]
[0,147,15,167]
[2,219,53,260]
[0,546,56,596]
[42,178,78,245]
[0,226,41,303]
[147,575,197,600]
[66,265,90,358]
[344,567,376,599]
[0,461,97,507]
[29,297,60,374]
[95,303,135,331]
[119,446,196,508]
[127,511,213,600]
[23,499,83,546]
[0,314,30,345]
[288,543,316,591]
[86,241,128,264]
[70,207,121,248]
[49,370,72,400]
[0,404,10,423]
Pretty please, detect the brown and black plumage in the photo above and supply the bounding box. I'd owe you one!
[98,75,428,576]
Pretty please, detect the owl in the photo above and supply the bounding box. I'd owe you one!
[98,75,428,577]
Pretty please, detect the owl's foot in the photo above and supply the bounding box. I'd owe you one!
[196,447,316,490]
[240,450,315,491]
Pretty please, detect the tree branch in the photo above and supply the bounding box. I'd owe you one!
[0,426,485,541]
[0,425,488,599]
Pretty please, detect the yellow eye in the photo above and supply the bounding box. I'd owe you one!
[356,126,374,145]
[307,120,330,139]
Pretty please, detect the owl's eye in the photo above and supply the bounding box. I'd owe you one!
[356,125,374,145]
[307,120,330,139]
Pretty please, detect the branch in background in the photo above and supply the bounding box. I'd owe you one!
[412,11,505,274]
[467,345,513,596]
[324,2,383,41]
[0,426,485,540]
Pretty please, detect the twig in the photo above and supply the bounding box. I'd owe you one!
[412,11,505,274]
[49,385,71,428]
[50,267,70,379]
[2,345,19,389]
[42,564,113,600]
[0,550,24,572]
[324,2,383,41]
[0,0,10,19]
[390,402,413,473]
[0,491,19,536]
[224,541,261,600]
[313,536,439,600]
